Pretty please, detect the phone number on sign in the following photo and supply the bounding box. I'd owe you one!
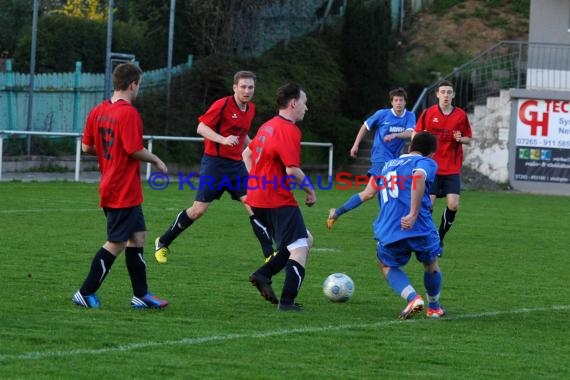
[540,139,570,148]
[516,138,538,146]
[514,174,547,181]
[517,138,570,148]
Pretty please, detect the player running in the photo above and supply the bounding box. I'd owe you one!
[327,88,415,229]
[374,132,445,319]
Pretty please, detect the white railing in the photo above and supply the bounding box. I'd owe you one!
[412,41,570,116]
[0,130,334,181]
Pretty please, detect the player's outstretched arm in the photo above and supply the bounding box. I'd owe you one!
[242,147,253,172]
[81,143,96,155]
[197,122,239,146]
[131,148,168,173]
[286,166,316,207]
[350,124,368,158]
[401,171,425,230]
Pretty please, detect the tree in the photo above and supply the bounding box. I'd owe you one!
[178,0,271,57]
[60,0,106,21]
[0,0,32,56]
[342,0,392,118]
[12,13,149,73]
[13,14,105,72]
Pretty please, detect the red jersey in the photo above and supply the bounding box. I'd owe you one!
[415,105,472,175]
[246,116,302,208]
[82,99,144,208]
[198,96,255,161]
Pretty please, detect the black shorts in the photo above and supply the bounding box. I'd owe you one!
[430,174,461,198]
[103,205,146,242]
[195,155,248,202]
[252,206,308,251]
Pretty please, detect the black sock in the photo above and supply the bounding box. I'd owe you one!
[249,215,274,258]
[80,247,116,295]
[280,259,305,305]
[125,247,148,298]
[439,207,457,242]
[256,247,290,278]
[159,209,193,246]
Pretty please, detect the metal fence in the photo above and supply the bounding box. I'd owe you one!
[0,56,193,133]
[0,130,334,181]
[412,41,570,116]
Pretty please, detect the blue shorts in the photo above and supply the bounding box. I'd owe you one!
[195,154,248,202]
[368,162,385,177]
[252,206,308,251]
[104,205,146,242]
[430,174,461,198]
[377,230,441,267]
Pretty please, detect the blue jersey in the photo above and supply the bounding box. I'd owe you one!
[365,109,416,164]
[373,154,438,244]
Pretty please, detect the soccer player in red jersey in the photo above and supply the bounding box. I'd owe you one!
[243,83,316,311]
[153,71,274,263]
[414,80,472,251]
[72,63,169,309]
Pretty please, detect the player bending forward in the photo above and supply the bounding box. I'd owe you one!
[374,131,445,319]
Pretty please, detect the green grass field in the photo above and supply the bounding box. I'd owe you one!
[0,181,569,379]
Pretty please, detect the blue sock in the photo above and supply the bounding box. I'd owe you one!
[424,271,442,308]
[335,194,363,217]
[386,268,417,301]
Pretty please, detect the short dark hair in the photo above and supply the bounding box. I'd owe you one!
[112,63,142,91]
[410,131,437,156]
[276,82,303,109]
[437,80,454,91]
[234,70,256,84]
[389,87,407,102]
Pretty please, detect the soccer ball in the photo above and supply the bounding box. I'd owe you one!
[323,273,354,303]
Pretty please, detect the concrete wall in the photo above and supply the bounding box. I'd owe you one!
[464,90,512,183]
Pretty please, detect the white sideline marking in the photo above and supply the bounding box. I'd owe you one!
[0,207,179,214]
[0,208,98,214]
[311,247,339,252]
[1,305,568,363]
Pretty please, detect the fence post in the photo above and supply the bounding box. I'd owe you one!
[0,134,3,181]
[516,42,522,89]
[73,62,82,132]
[328,145,334,178]
[5,59,15,130]
[75,135,81,182]
[146,138,153,180]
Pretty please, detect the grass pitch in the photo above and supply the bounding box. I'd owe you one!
[0,181,568,379]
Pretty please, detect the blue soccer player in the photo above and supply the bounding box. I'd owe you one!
[327,88,415,229]
[374,131,445,319]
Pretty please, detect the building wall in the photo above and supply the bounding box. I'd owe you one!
[529,0,570,44]
[527,1,570,90]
